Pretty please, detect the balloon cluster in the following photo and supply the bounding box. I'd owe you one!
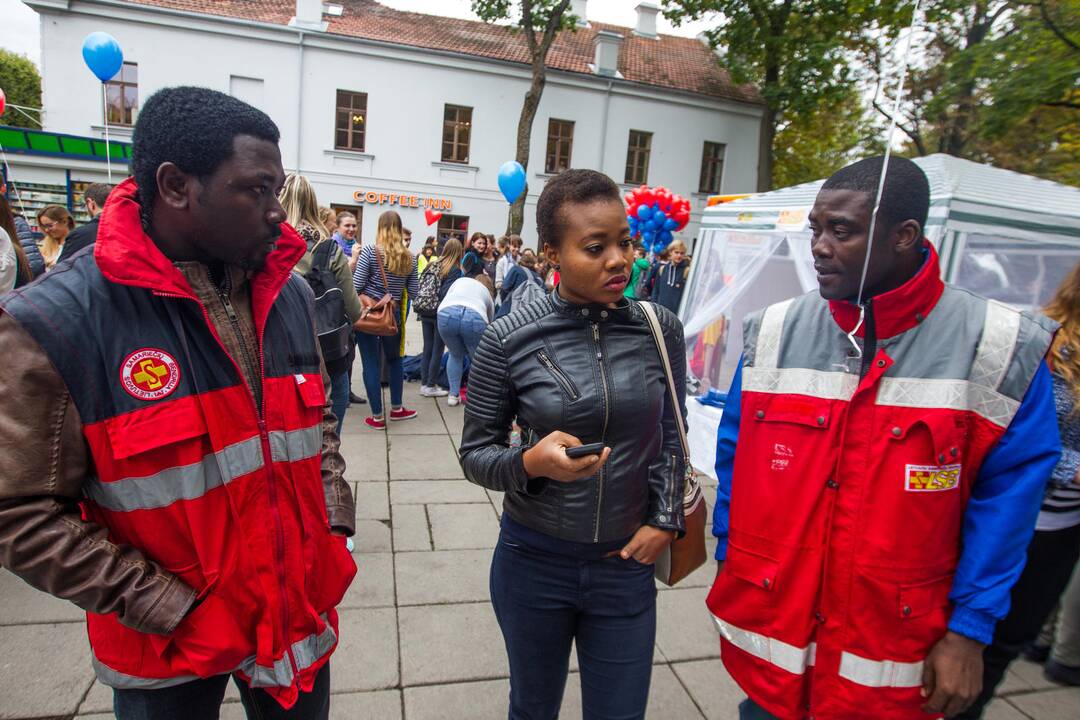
[625,186,690,253]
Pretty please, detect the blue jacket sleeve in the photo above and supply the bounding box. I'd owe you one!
[948,361,1061,644]
[712,359,743,562]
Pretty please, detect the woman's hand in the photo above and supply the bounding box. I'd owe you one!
[616,525,676,565]
[522,431,610,483]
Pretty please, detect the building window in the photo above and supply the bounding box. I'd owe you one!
[336,90,368,152]
[438,214,469,244]
[624,130,652,185]
[104,62,138,126]
[699,142,726,194]
[545,119,574,174]
[442,105,472,164]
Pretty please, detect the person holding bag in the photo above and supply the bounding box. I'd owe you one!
[459,169,701,720]
[352,210,419,429]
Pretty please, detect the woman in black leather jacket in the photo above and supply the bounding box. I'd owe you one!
[459,169,687,720]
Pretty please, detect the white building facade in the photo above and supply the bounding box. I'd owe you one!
[21,0,763,247]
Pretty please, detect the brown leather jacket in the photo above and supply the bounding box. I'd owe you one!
[0,262,354,636]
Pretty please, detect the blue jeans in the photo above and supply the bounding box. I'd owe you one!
[114,660,330,719]
[355,329,403,417]
[490,522,657,720]
[419,314,445,388]
[437,306,486,397]
[330,371,349,436]
[739,699,780,719]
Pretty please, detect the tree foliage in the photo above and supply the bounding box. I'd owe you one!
[0,50,42,129]
[472,0,576,234]
[662,0,894,191]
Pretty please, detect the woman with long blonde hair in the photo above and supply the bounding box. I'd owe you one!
[36,205,75,270]
[417,239,465,397]
[352,210,420,428]
[280,173,363,434]
[960,261,1080,716]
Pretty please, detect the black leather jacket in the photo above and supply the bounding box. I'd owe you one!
[459,290,687,543]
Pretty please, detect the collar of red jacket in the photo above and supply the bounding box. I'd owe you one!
[94,177,304,321]
[828,240,945,339]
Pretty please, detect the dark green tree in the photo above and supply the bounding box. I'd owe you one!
[472,0,576,235]
[662,0,893,191]
[0,50,42,129]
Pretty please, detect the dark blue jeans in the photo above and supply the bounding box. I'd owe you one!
[490,519,657,720]
[354,329,403,417]
[330,370,349,436]
[113,660,330,720]
[419,314,445,388]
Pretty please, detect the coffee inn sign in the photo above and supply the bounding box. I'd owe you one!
[353,189,453,211]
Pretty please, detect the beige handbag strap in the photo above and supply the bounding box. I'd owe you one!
[373,247,393,299]
[639,302,690,463]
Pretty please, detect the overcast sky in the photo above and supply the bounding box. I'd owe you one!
[0,0,720,70]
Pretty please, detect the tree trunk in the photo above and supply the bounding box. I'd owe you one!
[757,105,776,192]
[507,63,546,236]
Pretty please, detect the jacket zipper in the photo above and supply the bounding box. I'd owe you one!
[592,323,611,542]
[536,349,580,401]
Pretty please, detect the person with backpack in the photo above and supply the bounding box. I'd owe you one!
[625,245,652,300]
[495,249,545,320]
[415,239,464,397]
[437,252,494,406]
[282,174,363,434]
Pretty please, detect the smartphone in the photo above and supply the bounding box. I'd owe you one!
[565,442,605,459]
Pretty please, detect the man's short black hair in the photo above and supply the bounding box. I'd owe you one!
[536,169,622,247]
[83,182,112,209]
[821,155,930,234]
[131,86,280,213]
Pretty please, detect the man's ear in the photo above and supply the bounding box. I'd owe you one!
[156,162,193,211]
[892,219,922,255]
[543,242,559,269]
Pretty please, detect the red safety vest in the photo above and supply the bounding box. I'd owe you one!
[706,245,1054,719]
[2,179,356,708]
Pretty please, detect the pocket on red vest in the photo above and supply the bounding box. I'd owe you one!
[847,565,953,663]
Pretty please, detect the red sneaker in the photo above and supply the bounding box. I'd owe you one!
[389,407,418,421]
[364,416,386,430]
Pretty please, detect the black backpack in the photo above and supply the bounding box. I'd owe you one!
[414,262,442,315]
[304,240,351,363]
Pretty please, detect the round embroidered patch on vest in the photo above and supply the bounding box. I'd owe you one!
[120,349,181,401]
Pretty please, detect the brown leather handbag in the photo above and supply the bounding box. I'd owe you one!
[640,301,708,587]
[354,248,399,337]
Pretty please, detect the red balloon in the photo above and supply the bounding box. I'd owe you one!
[0,88,6,117]
[424,209,442,226]
[624,193,635,206]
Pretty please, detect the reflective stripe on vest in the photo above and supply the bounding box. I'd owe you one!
[838,651,923,688]
[84,425,321,513]
[711,615,816,676]
[93,614,337,690]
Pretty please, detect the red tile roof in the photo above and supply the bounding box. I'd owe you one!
[125,0,761,104]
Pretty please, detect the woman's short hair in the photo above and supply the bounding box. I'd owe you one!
[536,169,621,248]
[668,240,688,254]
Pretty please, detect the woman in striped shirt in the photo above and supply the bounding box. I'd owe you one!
[352,210,420,429]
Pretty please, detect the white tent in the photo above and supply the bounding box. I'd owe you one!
[681,153,1080,478]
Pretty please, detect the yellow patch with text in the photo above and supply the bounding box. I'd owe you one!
[905,464,961,492]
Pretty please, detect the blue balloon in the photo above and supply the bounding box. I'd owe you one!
[660,229,674,243]
[644,220,657,232]
[627,215,638,227]
[636,204,652,221]
[653,207,667,223]
[82,32,124,82]
[497,161,527,204]
[643,229,655,241]
[663,218,679,231]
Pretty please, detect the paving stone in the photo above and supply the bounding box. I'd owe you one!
[0,623,94,719]
[341,432,388,482]
[654,586,721,662]
[387,405,448,435]
[392,504,432,551]
[487,489,505,517]
[333,608,399,692]
[355,481,390,520]
[388,434,464,480]
[428,502,500,550]
[399,601,507,685]
[340,552,395,609]
[671,659,745,719]
[0,569,84,626]
[404,677,509,720]
[330,689,402,719]
[354,519,393,554]
[74,715,114,720]
[1007,686,1080,719]
[396,549,492,606]
[984,699,1030,720]
[438,402,465,433]
[78,680,113,715]
[1003,658,1061,693]
[389,479,487,505]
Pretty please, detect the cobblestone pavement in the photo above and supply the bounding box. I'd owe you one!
[1,320,1078,719]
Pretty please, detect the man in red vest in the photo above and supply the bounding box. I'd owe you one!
[708,156,1061,719]
[0,87,356,718]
